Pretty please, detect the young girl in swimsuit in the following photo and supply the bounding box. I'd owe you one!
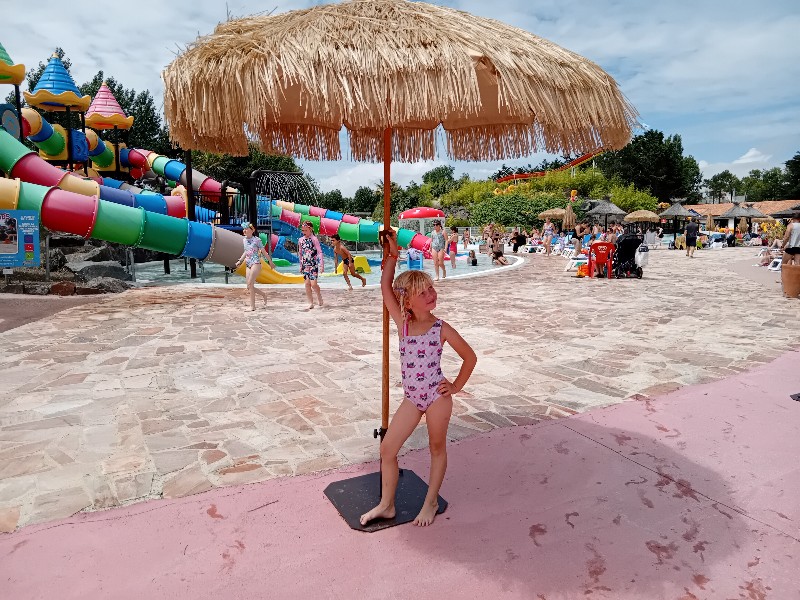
[234,221,276,312]
[542,218,555,257]
[448,226,459,269]
[299,221,325,309]
[360,230,477,527]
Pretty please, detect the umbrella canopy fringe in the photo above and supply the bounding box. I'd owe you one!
[161,0,638,160]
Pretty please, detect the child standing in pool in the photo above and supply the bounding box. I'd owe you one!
[360,230,477,527]
[331,234,366,290]
[299,221,325,309]
[448,226,459,270]
[234,222,276,312]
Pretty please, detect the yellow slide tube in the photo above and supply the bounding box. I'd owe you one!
[233,260,305,284]
[58,174,100,197]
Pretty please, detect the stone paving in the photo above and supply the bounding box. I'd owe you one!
[0,247,798,533]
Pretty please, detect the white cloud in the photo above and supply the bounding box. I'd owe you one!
[699,147,776,178]
[733,148,772,165]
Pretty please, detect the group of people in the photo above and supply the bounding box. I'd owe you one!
[235,220,366,312]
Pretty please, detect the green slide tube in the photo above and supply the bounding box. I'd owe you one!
[37,130,65,157]
[16,181,49,213]
[90,202,146,246]
[138,211,189,255]
[299,214,320,233]
[294,203,310,216]
[337,221,359,242]
[396,228,416,248]
[358,221,380,243]
[0,130,31,173]
[92,145,114,168]
[151,155,170,176]
[271,203,282,218]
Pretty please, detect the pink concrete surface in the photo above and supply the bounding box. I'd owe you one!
[2,352,799,600]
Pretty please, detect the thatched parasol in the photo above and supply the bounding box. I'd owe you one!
[563,203,577,231]
[659,202,693,240]
[538,208,566,220]
[705,214,714,231]
[163,0,637,161]
[586,200,625,228]
[162,0,638,525]
[658,203,693,218]
[624,210,660,223]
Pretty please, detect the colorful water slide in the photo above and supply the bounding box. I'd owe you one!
[19,107,229,202]
[120,148,227,200]
[495,150,604,183]
[270,199,433,256]
[0,127,302,282]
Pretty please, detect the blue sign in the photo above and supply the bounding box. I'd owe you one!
[0,210,40,268]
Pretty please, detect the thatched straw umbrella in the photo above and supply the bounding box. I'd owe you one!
[659,202,693,241]
[162,0,638,523]
[538,208,566,220]
[719,204,766,245]
[624,210,660,223]
[586,200,626,229]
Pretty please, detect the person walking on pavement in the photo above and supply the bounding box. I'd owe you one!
[685,217,699,258]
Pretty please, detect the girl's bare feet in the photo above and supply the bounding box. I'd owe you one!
[413,500,439,526]
[360,503,395,526]
[245,307,255,312]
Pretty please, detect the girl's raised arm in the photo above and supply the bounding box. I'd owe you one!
[380,230,402,326]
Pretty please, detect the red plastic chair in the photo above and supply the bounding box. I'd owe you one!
[588,242,615,278]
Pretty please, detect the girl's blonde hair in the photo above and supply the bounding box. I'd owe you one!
[392,269,434,322]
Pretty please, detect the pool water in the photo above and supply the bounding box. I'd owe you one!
[132,247,517,289]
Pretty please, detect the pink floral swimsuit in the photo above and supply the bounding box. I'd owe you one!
[400,319,444,411]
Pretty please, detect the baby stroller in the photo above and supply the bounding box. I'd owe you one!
[612,233,645,278]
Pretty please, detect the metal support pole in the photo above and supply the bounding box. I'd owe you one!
[163,258,171,274]
[184,149,197,278]
[65,107,73,172]
[44,233,51,282]
[128,249,136,282]
[13,85,24,144]
[113,125,121,179]
[200,261,205,283]
[80,112,88,176]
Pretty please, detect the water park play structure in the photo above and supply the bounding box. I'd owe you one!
[0,47,459,285]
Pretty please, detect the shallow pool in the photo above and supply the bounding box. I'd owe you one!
[132,247,518,289]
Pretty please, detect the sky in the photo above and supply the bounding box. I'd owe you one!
[3,0,799,197]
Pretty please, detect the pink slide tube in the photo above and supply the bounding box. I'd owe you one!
[320,217,341,236]
[199,177,221,199]
[10,153,66,187]
[308,206,327,218]
[281,208,301,228]
[341,214,360,224]
[409,233,432,254]
[164,196,187,218]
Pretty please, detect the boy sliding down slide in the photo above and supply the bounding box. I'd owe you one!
[332,234,366,290]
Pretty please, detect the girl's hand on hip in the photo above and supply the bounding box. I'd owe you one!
[437,378,458,396]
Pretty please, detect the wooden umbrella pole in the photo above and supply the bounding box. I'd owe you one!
[381,126,392,433]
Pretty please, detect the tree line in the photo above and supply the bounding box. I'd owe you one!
[7,49,798,224]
